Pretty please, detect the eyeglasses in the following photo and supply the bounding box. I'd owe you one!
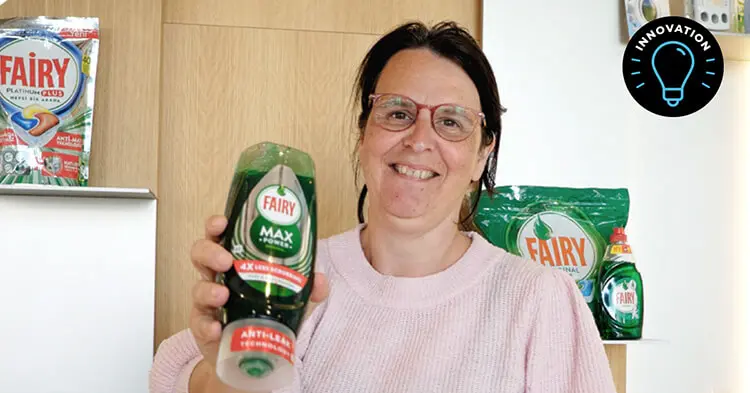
[368,93,486,142]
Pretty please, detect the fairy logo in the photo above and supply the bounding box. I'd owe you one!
[517,211,597,281]
[0,36,81,113]
[256,185,301,226]
[613,280,639,314]
[604,277,640,325]
[251,185,303,259]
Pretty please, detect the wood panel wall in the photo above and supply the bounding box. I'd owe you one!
[0,1,626,392]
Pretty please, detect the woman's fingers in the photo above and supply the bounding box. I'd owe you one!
[192,216,232,281]
[204,215,227,242]
[190,215,230,362]
[192,280,229,310]
[191,310,222,344]
[192,214,328,349]
[190,280,227,345]
[191,238,233,279]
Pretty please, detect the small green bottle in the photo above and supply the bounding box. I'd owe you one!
[596,227,644,340]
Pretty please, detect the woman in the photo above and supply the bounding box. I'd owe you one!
[149,21,617,393]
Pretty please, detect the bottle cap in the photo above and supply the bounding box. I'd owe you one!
[239,356,274,378]
[610,227,627,243]
[216,318,297,391]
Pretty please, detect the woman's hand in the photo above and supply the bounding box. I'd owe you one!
[188,215,329,391]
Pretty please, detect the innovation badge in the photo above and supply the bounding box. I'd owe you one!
[622,16,724,117]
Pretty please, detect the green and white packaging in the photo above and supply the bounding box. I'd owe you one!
[474,185,630,314]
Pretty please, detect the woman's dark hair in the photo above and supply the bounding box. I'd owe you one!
[352,20,506,232]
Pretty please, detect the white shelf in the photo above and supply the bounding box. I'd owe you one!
[602,338,665,345]
[0,184,156,200]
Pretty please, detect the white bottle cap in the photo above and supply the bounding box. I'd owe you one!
[216,318,297,392]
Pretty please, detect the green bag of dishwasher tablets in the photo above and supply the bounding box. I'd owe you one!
[474,185,630,313]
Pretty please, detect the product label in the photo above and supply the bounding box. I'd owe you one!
[233,259,308,293]
[256,185,302,225]
[0,41,80,111]
[474,186,629,314]
[610,244,632,255]
[516,211,598,281]
[250,185,302,258]
[603,277,641,326]
[0,18,99,186]
[0,34,84,149]
[57,28,99,40]
[230,326,294,365]
[0,127,19,147]
[46,131,84,152]
[230,164,314,297]
[40,150,79,178]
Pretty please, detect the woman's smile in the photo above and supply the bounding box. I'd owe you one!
[389,163,440,181]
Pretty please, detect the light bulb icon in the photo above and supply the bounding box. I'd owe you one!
[651,40,695,107]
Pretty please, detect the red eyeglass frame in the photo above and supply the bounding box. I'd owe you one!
[368,93,487,131]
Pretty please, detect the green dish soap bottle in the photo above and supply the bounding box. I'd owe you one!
[596,227,644,340]
[215,141,317,391]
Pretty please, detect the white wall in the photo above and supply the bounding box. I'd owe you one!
[482,2,749,393]
[0,190,157,393]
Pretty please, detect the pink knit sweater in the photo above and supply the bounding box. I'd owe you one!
[149,224,617,393]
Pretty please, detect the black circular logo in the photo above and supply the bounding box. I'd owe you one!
[622,16,724,117]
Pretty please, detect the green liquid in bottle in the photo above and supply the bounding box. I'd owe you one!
[215,141,317,391]
[596,227,644,340]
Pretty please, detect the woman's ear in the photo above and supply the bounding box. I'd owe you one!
[472,135,495,182]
